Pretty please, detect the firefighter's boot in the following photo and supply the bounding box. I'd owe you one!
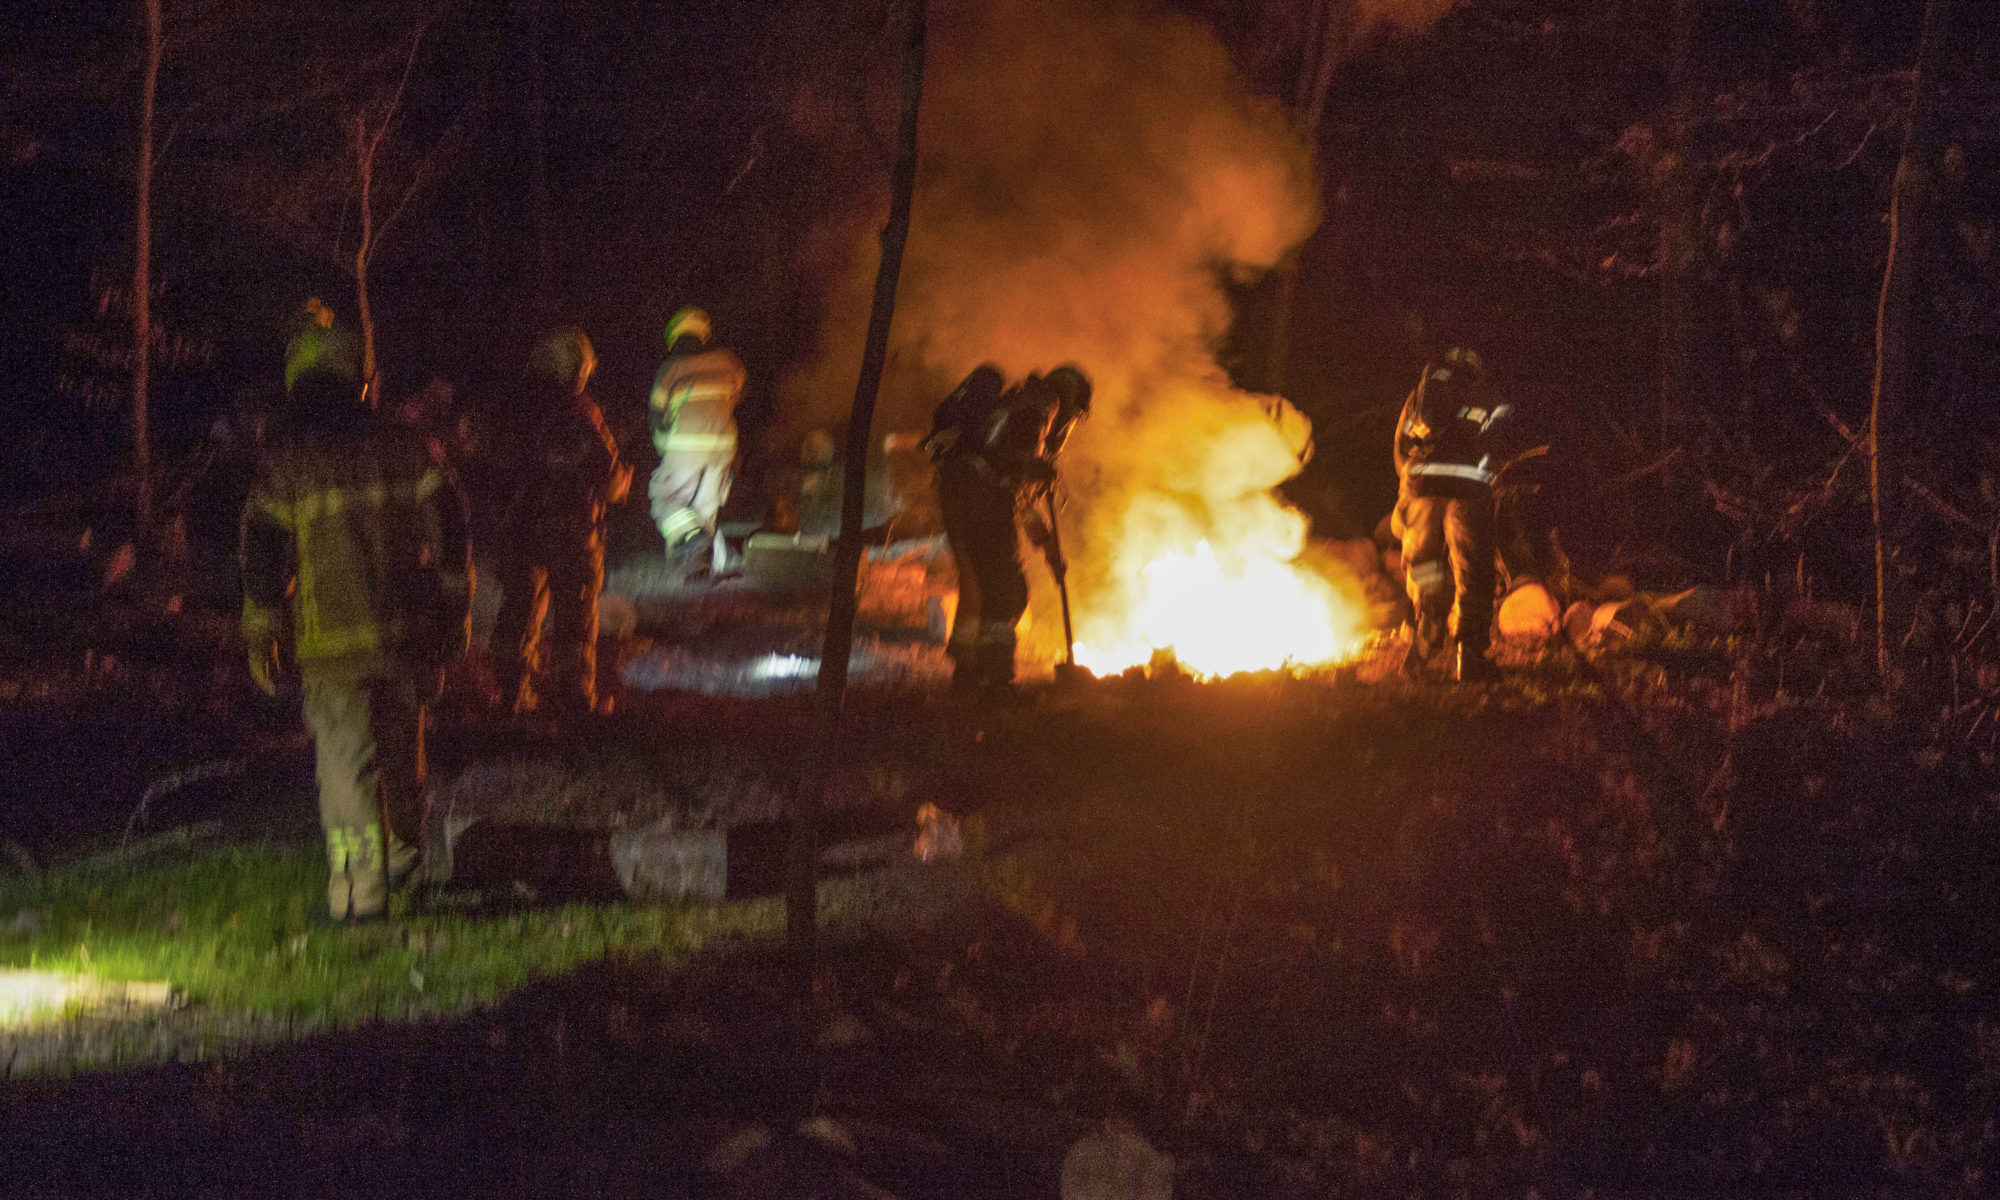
[325,829,352,920]
[387,828,424,892]
[1404,615,1446,676]
[326,823,390,922]
[1456,642,1501,684]
[976,641,1018,696]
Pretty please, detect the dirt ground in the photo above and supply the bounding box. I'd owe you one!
[4,593,1998,1197]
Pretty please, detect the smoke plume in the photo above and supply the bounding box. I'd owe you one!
[783,0,1454,664]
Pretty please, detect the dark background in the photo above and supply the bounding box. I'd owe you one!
[3,0,1996,603]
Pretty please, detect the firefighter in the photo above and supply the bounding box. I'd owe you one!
[648,306,746,571]
[489,326,631,717]
[933,365,1088,694]
[1393,346,1508,682]
[241,321,471,923]
[1016,364,1091,584]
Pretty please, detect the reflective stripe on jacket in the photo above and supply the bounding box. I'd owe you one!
[241,418,469,663]
[945,385,1055,496]
[1408,457,1495,485]
[650,347,746,456]
[1394,376,1510,492]
[658,430,738,455]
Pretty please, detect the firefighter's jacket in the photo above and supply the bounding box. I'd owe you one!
[650,346,746,461]
[1394,364,1512,496]
[241,411,471,669]
[497,388,628,550]
[949,383,1057,502]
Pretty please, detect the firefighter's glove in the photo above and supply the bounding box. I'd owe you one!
[1021,511,1056,555]
[247,645,279,696]
[242,599,286,696]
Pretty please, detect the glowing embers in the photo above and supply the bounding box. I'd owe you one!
[1074,539,1364,679]
[0,969,176,1029]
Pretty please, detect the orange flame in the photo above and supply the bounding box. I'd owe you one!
[1075,540,1366,677]
[1064,376,1369,677]
[777,0,1459,677]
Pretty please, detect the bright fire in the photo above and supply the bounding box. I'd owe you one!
[1051,373,1371,680]
[1073,540,1366,679]
[779,0,1408,681]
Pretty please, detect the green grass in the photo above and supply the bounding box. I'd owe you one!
[0,841,779,1028]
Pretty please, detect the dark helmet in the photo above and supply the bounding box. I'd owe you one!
[1045,365,1092,415]
[530,325,597,393]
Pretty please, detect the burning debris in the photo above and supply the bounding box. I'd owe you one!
[1074,538,1362,678]
[784,0,1373,680]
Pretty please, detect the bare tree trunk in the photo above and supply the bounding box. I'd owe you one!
[788,0,927,981]
[1870,0,1956,683]
[133,0,162,534]
[353,114,378,404]
[349,19,427,408]
[1263,0,1349,395]
[1870,171,1902,684]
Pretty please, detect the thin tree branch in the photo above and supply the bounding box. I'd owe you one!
[359,10,432,192]
[1904,477,1975,527]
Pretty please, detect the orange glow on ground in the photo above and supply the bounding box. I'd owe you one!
[1074,539,1366,679]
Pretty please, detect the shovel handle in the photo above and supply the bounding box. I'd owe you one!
[1043,491,1077,666]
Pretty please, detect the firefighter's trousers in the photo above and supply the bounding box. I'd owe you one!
[1395,482,1496,659]
[492,534,605,714]
[301,657,426,920]
[650,452,734,551]
[938,456,1026,687]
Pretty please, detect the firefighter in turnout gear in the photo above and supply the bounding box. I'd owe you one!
[242,319,471,922]
[648,306,746,570]
[490,327,631,717]
[933,365,1090,695]
[1393,346,1508,682]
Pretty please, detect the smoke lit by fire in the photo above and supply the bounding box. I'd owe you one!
[785,0,1456,677]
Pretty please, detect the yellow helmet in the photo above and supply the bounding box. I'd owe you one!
[283,322,360,393]
[800,428,836,467]
[665,306,713,351]
[1440,345,1485,382]
[530,326,597,392]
